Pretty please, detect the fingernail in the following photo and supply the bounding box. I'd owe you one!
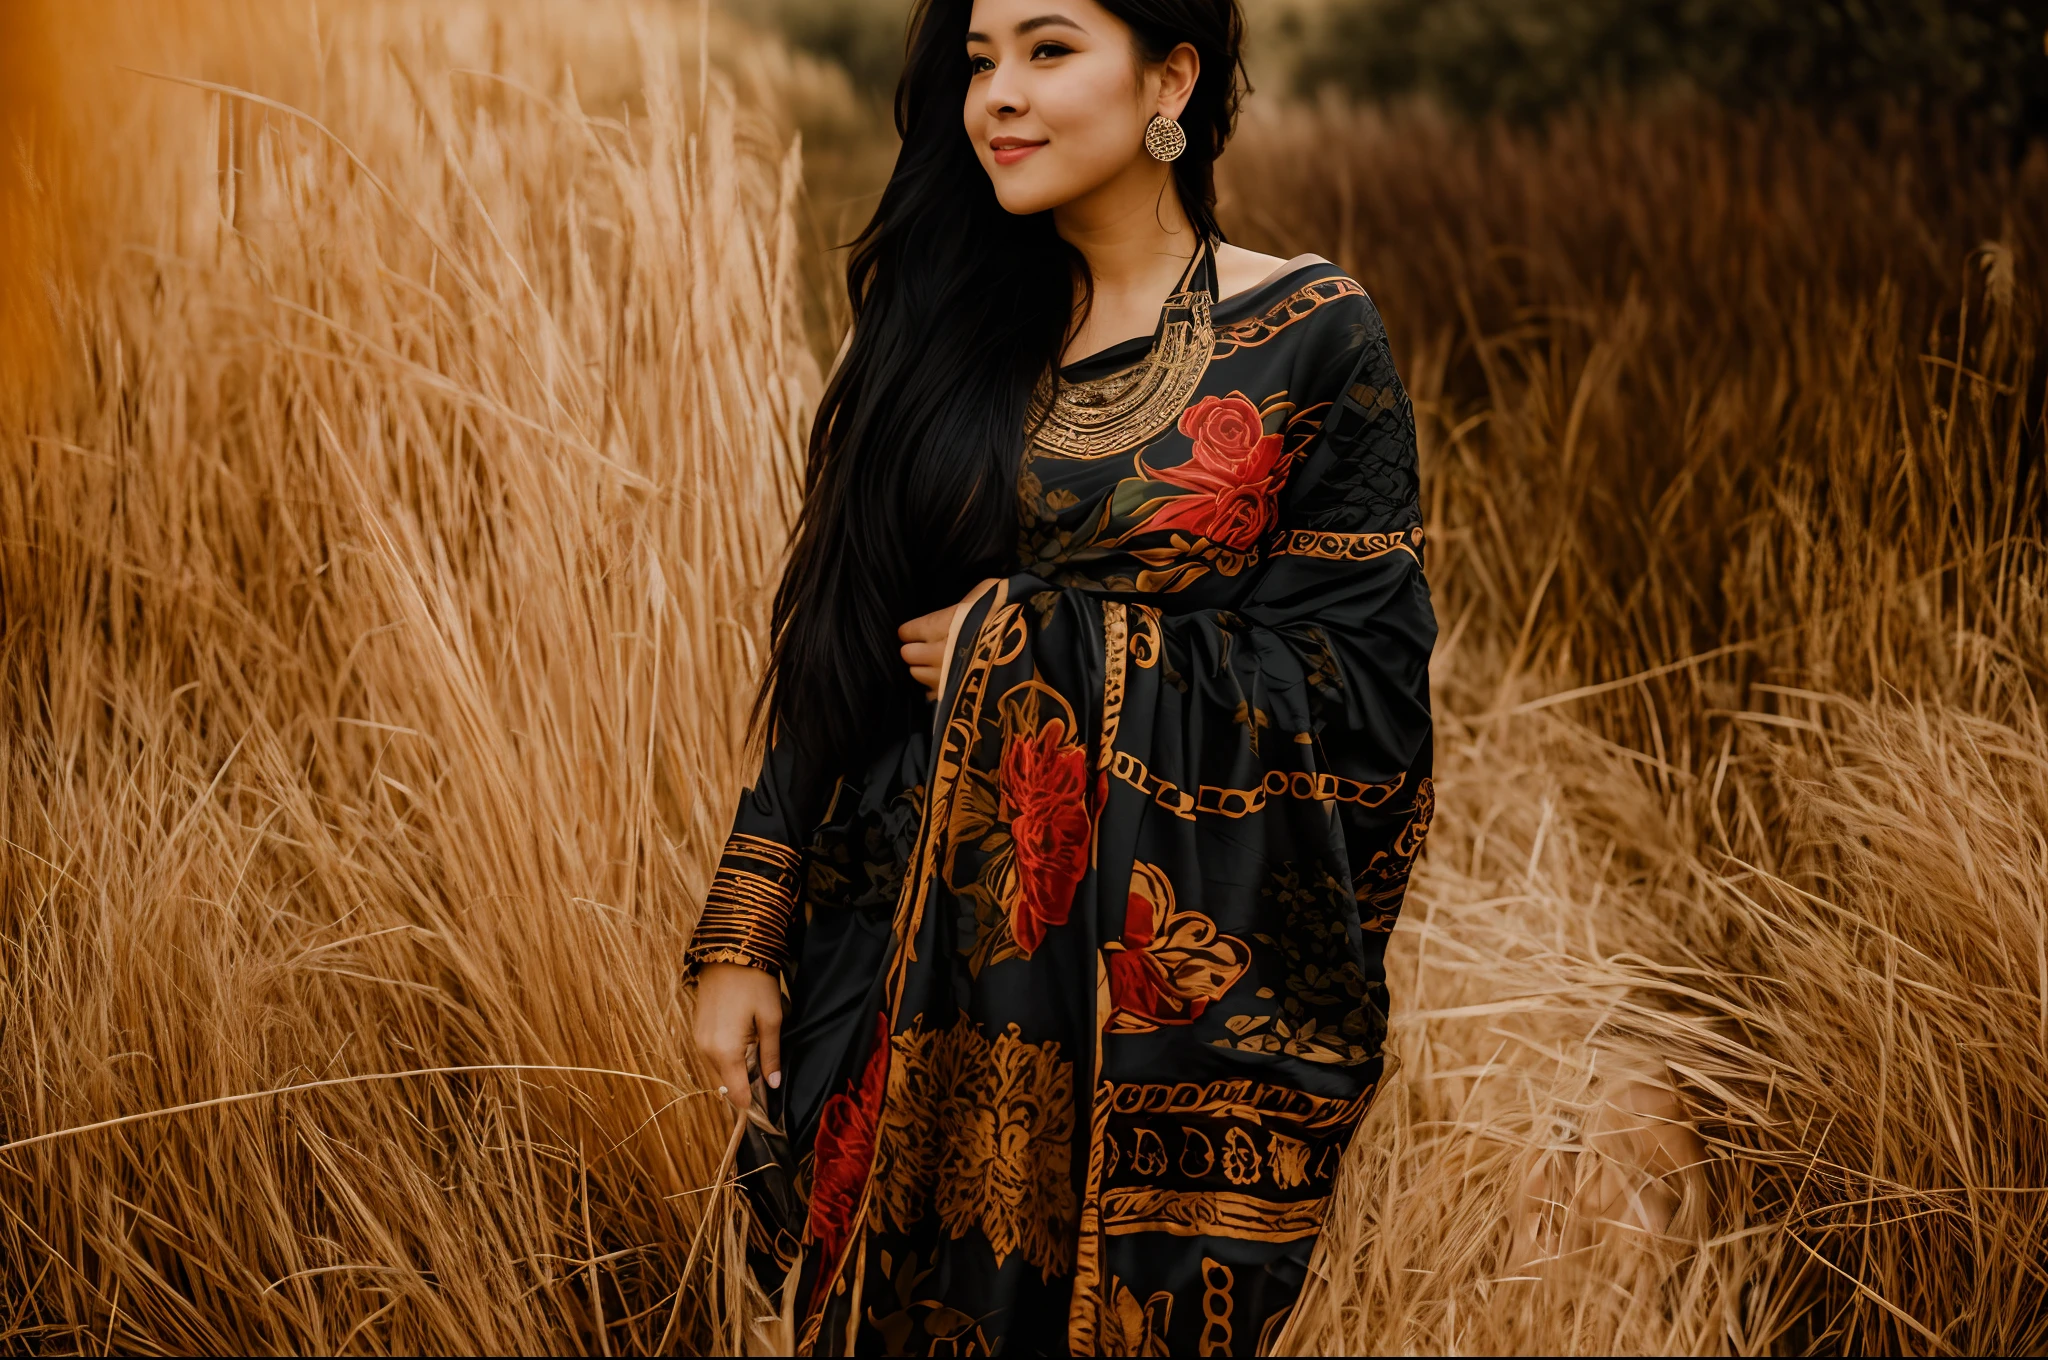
[768,1071,782,1089]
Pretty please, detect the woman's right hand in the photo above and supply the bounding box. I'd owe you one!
[898,578,1001,700]
[693,962,784,1112]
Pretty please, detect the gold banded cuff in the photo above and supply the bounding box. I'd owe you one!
[685,835,802,975]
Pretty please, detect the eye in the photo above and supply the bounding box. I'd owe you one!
[968,54,995,74]
[1031,41,1074,60]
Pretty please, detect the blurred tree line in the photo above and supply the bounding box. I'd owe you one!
[739,0,2048,141]
[1302,0,2048,138]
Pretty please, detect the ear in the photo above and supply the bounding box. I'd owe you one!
[1155,41,1200,121]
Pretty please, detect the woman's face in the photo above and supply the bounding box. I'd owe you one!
[963,0,1196,217]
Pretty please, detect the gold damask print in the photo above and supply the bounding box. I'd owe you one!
[1086,1079,1373,1250]
[1104,862,1252,1034]
[1213,863,1389,1065]
[869,1015,1077,1278]
[1199,1258,1235,1357]
[1216,1006,1369,1065]
[863,1250,988,1356]
[1220,1128,1262,1185]
[1117,536,1255,594]
[1178,1127,1214,1176]
[1296,626,1341,693]
[1268,1133,1312,1189]
[1229,697,1271,755]
[1128,607,1161,669]
[1072,1072,1376,1349]
[729,832,802,866]
[1204,876,1384,1065]
[1358,775,1434,931]
[1100,1278,1174,1358]
[1131,1127,1167,1176]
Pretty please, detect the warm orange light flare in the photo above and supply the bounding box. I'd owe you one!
[0,0,58,391]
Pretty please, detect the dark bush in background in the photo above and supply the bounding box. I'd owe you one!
[742,0,910,98]
[1301,0,2048,137]
[735,0,2048,144]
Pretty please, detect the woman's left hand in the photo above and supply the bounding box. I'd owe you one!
[898,580,998,700]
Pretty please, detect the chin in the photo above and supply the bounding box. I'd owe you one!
[987,173,1068,218]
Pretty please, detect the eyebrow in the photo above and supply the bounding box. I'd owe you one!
[964,14,1086,42]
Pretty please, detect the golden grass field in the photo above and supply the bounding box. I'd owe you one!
[3,2,2045,1354]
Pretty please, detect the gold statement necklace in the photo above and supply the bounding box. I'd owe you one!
[1030,244,1217,460]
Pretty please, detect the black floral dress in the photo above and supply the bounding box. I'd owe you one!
[687,247,1436,1357]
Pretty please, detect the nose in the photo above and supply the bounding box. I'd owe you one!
[983,58,1027,120]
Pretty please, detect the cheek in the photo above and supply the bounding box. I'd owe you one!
[987,71,1145,213]
[962,98,994,170]
[1036,70,1143,169]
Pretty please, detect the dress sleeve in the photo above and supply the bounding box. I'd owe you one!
[1126,287,1431,771]
[1279,287,1422,538]
[1123,287,1435,936]
[685,739,808,976]
[1231,290,1436,924]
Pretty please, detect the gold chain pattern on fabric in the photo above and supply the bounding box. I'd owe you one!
[1210,277,1365,359]
[1093,602,1405,822]
[1198,1259,1235,1356]
[1107,1076,1373,1130]
[1107,748,1406,821]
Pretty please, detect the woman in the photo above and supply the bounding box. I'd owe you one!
[690,0,1435,1352]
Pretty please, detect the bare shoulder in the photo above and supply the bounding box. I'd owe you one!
[1213,243,1334,302]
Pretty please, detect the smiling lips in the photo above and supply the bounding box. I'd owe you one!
[990,136,1047,166]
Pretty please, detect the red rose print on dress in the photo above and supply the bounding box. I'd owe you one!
[805,1012,891,1269]
[1138,394,1289,550]
[1104,862,1252,1034]
[1105,892,1178,1022]
[1000,717,1091,956]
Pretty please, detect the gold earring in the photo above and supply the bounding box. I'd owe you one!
[1144,114,1187,163]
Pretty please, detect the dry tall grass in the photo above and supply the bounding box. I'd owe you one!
[1222,103,2048,1353]
[4,4,2045,1355]
[2,2,813,1351]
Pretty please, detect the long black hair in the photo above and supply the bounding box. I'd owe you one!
[761,0,1248,780]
